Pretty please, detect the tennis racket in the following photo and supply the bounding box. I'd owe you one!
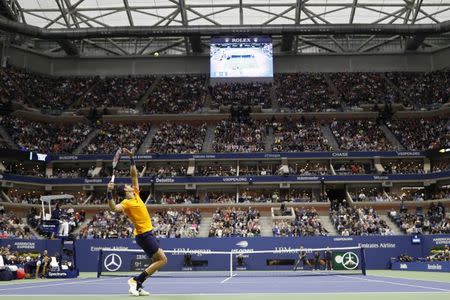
[110,148,122,183]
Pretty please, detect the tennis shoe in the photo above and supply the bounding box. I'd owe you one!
[138,287,150,296]
[128,278,139,297]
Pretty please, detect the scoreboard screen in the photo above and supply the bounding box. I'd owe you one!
[210,36,273,78]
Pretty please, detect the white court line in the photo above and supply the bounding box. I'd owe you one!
[367,273,450,284]
[338,275,450,292]
[1,291,450,297]
[220,274,237,283]
[0,277,122,292]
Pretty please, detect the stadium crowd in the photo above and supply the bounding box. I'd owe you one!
[144,75,207,114]
[76,76,153,109]
[151,208,201,238]
[1,116,92,154]
[0,209,33,239]
[211,82,271,108]
[0,66,93,111]
[385,118,449,150]
[212,119,266,152]
[196,164,237,176]
[147,122,207,154]
[146,164,188,177]
[389,203,449,234]
[386,71,450,109]
[329,72,396,109]
[272,118,332,152]
[78,208,201,239]
[158,193,200,204]
[276,73,340,112]
[331,119,394,151]
[383,160,424,174]
[330,202,393,235]
[273,207,328,237]
[209,207,261,237]
[83,122,149,154]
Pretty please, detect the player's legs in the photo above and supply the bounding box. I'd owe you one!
[144,249,168,277]
[129,231,166,296]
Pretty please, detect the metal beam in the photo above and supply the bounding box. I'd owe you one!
[83,39,122,56]
[263,6,296,26]
[123,0,134,26]
[349,0,358,24]
[297,36,337,53]
[294,0,302,53]
[1,19,450,40]
[239,0,243,25]
[63,0,83,29]
[0,0,18,21]
[177,0,191,55]
[361,35,401,52]
[143,38,184,55]
[411,0,423,24]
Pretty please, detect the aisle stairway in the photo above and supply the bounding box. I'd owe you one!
[270,84,279,111]
[320,215,338,236]
[380,215,403,235]
[138,126,157,154]
[0,125,18,149]
[320,124,340,151]
[202,126,216,152]
[198,217,212,237]
[74,128,99,154]
[265,127,274,152]
[379,124,405,150]
[136,76,161,112]
[259,216,274,237]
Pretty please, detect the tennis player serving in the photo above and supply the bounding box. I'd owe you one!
[107,148,167,296]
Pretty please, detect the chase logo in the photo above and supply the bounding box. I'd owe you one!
[236,241,248,248]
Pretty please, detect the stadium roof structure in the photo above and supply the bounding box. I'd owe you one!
[0,0,450,56]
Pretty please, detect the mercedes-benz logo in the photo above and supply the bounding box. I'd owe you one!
[341,252,359,270]
[104,254,122,272]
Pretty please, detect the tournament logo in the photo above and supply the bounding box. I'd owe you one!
[334,252,359,270]
[235,241,249,248]
[104,254,122,272]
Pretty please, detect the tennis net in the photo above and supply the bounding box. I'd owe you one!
[97,246,366,278]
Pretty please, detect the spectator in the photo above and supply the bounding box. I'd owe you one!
[272,118,332,152]
[213,119,266,152]
[144,75,207,114]
[209,207,261,237]
[147,122,207,154]
[331,119,395,151]
[211,82,271,108]
[276,73,340,112]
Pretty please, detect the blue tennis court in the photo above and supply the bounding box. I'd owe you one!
[0,271,449,299]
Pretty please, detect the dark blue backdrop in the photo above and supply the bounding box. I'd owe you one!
[1,235,448,271]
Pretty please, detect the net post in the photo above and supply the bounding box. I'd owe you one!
[360,247,366,276]
[229,251,233,278]
[97,249,103,278]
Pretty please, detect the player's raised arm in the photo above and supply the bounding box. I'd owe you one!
[107,182,123,212]
[123,148,139,191]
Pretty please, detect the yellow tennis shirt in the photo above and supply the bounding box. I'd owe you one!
[120,188,153,236]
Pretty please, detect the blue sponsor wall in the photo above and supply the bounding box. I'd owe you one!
[2,235,449,272]
[391,261,450,272]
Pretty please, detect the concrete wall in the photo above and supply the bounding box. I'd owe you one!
[5,45,450,76]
